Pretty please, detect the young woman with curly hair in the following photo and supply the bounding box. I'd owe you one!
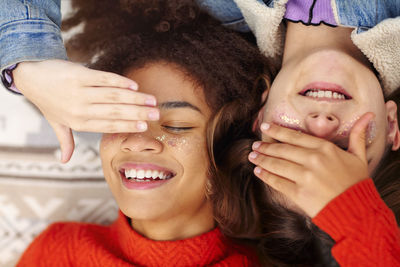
[16,1,273,266]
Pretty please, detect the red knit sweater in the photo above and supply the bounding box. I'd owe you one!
[17,212,258,267]
[17,179,400,266]
[313,178,400,266]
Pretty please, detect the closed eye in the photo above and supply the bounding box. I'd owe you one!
[162,126,194,132]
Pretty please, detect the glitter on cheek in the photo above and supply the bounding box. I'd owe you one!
[271,102,302,128]
[279,113,300,125]
[167,139,177,147]
[156,134,166,142]
[336,117,376,145]
[337,116,360,138]
[167,137,190,151]
[155,134,192,152]
[366,121,377,144]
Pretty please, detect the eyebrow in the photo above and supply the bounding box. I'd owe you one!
[159,101,202,113]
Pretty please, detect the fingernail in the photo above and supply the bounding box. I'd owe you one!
[148,110,159,120]
[254,166,261,174]
[252,141,261,149]
[137,121,147,131]
[145,98,157,106]
[261,123,270,131]
[249,152,258,159]
[129,83,138,91]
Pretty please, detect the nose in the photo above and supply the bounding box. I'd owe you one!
[305,112,340,138]
[121,132,163,154]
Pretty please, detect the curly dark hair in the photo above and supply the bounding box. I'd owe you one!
[63,0,276,264]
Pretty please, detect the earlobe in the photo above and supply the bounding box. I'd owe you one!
[385,101,400,151]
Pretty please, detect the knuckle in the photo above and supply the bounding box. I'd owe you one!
[99,73,111,84]
[321,142,335,154]
[259,156,271,168]
[303,170,314,184]
[139,108,151,120]
[105,122,117,133]
[258,143,270,154]
[309,153,322,165]
[109,107,122,117]
[107,91,121,102]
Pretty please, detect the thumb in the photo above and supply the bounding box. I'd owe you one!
[49,121,75,163]
[348,112,375,161]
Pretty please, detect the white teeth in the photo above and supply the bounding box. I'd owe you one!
[325,91,332,98]
[305,90,345,100]
[152,170,159,179]
[137,170,145,179]
[145,170,152,178]
[125,169,136,179]
[124,169,173,180]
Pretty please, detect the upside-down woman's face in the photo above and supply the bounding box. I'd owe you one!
[100,63,214,240]
[260,49,400,175]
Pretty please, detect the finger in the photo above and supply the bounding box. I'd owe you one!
[85,87,157,106]
[348,112,375,161]
[254,166,297,196]
[260,122,324,149]
[86,104,160,122]
[77,119,148,133]
[249,151,304,182]
[84,69,138,90]
[49,121,75,163]
[252,141,312,166]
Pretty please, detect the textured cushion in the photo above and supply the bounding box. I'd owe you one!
[0,56,117,267]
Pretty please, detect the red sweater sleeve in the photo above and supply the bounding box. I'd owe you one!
[312,178,400,267]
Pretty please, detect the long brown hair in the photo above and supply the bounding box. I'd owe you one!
[246,91,400,266]
[63,0,274,260]
[374,89,400,223]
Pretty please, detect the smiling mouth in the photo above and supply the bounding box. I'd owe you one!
[120,168,176,182]
[300,89,352,100]
[298,82,352,101]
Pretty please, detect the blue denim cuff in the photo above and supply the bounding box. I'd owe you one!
[0,19,67,74]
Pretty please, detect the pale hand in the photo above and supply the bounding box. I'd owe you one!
[14,60,159,163]
[248,113,374,218]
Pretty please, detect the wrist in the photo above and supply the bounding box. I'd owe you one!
[1,64,19,93]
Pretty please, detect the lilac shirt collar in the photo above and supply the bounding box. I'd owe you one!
[284,0,337,26]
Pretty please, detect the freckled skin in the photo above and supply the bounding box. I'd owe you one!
[102,133,127,149]
[100,63,214,241]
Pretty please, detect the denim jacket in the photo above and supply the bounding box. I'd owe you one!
[1,0,399,94]
[198,0,400,95]
[0,0,67,75]
[197,0,400,33]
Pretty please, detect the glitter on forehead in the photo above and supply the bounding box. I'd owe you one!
[279,114,300,125]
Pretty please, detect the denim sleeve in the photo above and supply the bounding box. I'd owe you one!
[195,0,251,32]
[0,0,67,74]
[335,0,400,33]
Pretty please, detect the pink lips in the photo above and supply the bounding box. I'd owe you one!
[299,81,352,100]
[119,163,175,190]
